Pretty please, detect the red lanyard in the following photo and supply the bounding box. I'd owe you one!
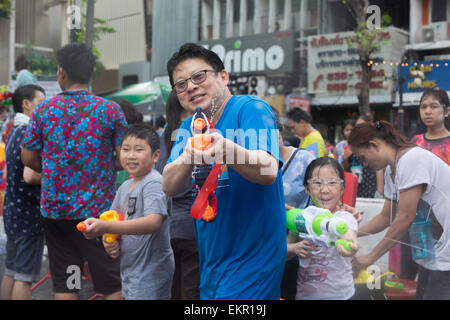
[189,119,221,222]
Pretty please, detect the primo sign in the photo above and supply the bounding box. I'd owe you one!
[199,32,294,75]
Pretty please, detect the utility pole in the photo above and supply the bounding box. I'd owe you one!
[85,0,95,49]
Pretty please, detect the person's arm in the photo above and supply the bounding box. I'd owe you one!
[226,139,278,185]
[81,213,163,239]
[341,147,353,172]
[21,148,42,173]
[286,232,317,260]
[353,184,424,269]
[23,166,41,185]
[202,132,278,185]
[357,198,393,237]
[114,146,123,171]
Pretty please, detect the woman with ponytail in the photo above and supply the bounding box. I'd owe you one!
[155,90,199,300]
[348,120,450,300]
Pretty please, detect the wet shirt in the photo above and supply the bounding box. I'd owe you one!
[22,90,127,220]
[411,134,450,165]
[112,169,174,300]
[168,95,286,300]
[299,130,326,157]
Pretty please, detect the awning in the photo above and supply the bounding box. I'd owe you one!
[405,40,450,51]
[393,91,450,107]
[311,94,392,106]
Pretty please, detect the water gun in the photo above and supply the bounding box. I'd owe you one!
[286,206,353,252]
[76,210,124,243]
[189,107,222,223]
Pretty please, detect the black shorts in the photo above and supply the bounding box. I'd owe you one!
[42,217,121,295]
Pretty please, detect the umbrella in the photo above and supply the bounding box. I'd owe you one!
[106,81,172,115]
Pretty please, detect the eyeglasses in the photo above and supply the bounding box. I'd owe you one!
[173,69,218,94]
[308,178,344,189]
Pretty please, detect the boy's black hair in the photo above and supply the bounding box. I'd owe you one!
[121,123,160,153]
[167,43,225,87]
[287,107,312,124]
[55,42,95,84]
[12,84,45,113]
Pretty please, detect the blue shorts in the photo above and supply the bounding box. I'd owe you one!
[4,233,45,283]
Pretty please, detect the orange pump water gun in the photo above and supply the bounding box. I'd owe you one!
[190,107,221,223]
[76,210,124,242]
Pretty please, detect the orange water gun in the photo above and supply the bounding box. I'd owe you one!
[76,210,124,242]
[190,107,221,223]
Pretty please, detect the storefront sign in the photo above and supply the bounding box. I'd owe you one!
[398,60,450,93]
[288,96,310,113]
[199,32,295,75]
[307,27,408,103]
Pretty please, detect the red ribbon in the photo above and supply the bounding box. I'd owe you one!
[189,118,221,221]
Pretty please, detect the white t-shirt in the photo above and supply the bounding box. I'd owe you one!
[384,147,450,271]
[296,210,358,300]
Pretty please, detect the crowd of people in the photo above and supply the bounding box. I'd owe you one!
[0,42,449,300]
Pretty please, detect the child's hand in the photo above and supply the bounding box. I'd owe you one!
[340,203,362,224]
[292,240,317,259]
[336,230,359,257]
[285,203,293,211]
[103,236,120,259]
[80,218,106,240]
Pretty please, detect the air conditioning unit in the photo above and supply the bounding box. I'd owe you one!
[422,26,435,42]
[421,22,450,42]
[248,76,267,96]
[434,22,449,41]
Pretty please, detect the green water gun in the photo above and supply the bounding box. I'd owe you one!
[286,207,353,252]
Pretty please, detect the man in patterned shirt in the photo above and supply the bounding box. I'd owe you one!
[21,43,127,300]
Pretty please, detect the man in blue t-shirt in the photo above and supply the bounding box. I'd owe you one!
[163,43,286,300]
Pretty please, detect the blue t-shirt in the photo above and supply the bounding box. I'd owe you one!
[4,125,41,237]
[168,95,286,300]
[282,148,316,209]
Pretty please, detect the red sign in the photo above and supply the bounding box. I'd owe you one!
[289,96,310,113]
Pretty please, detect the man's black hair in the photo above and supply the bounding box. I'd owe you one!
[121,123,160,153]
[167,43,225,87]
[12,84,45,114]
[15,55,30,72]
[286,107,312,124]
[55,42,95,84]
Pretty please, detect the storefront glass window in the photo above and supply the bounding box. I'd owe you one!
[431,0,447,22]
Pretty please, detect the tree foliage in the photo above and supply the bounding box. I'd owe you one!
[342,0,392,119]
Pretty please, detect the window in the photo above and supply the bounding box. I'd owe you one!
[431,0,447,22]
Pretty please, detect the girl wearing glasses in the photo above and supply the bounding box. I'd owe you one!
[287,157,359,300]
[349,120,450,299]
[411,87,450,165]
